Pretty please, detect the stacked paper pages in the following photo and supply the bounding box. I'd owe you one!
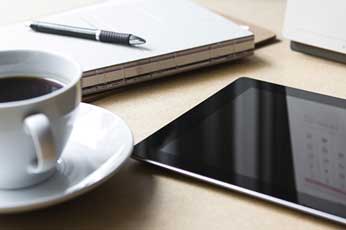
[0,0,254,95]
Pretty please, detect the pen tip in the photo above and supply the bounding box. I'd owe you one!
[129,35,146,46]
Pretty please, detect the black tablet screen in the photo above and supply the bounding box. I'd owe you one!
[133,78,346,221]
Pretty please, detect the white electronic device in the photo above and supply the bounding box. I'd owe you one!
[283,0,346,63]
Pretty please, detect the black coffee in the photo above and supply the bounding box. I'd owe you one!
[0,77,64,103]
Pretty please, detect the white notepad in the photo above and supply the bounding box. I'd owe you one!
[0,0,254,95]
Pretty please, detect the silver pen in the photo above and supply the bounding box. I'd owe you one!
[29,21,146,46]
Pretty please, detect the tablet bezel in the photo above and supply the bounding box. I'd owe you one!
[132,77,346,225]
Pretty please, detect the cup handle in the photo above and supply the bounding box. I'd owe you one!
[24,114,57,174]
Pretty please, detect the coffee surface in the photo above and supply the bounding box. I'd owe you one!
[0,77,64,103]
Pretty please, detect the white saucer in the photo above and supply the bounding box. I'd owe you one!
[0,103,133,214]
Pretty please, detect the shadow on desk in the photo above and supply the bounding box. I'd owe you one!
[0,160,157,229]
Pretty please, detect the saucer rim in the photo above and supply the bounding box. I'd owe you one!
[0,103,133,214]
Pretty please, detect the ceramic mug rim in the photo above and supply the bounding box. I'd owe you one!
[0,49,82,109]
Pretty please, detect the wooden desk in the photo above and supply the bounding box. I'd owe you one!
[0,0,345,229]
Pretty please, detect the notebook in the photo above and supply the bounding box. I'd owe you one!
[0,0,254,96]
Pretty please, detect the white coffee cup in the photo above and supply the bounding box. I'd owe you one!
[0,50,81,189]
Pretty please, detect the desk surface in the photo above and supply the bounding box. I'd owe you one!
[1,0,345,229]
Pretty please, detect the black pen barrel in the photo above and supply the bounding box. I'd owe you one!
[30,22,97,40]
[29,21,146,46]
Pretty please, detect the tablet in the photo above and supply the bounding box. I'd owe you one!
[132,77,346,224]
